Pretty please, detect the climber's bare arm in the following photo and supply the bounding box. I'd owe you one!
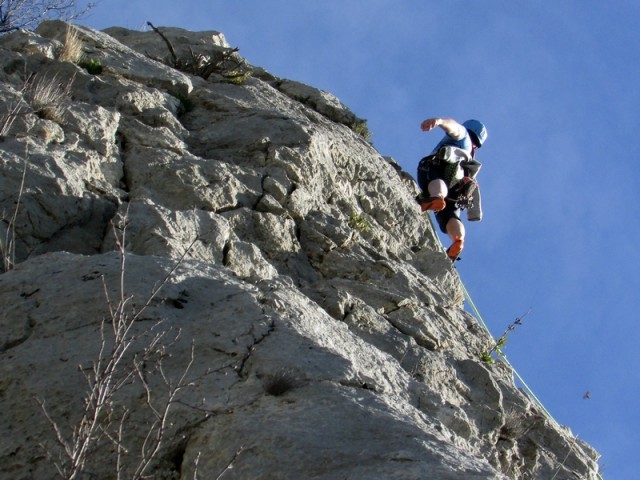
[420,118,466,140]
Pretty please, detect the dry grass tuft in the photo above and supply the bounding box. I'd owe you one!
[499,409,529,441]
[263,368,303,396]
[59,25,84,63]
[26,73,72,122]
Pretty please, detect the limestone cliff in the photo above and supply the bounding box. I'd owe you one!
[0,22,600,479]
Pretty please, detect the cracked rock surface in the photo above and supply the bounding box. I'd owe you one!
[0,21,599,479]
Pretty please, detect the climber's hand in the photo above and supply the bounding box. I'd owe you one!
[420,118,441,132]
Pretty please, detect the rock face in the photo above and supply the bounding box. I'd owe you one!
[0,21,599,480]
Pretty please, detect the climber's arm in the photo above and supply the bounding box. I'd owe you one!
[420,117,466,140]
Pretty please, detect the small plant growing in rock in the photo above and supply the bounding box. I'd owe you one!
[80,58,103,75]
[262,368,302,396]
[499,409,528,442]
[224,69,252,85]
[351,119,371,141]
[59,25,103,75]
[348,213,371,232]
[480,309,530,364]
[173,91,194,114]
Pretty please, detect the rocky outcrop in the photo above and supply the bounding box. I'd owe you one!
[0,21,599,479]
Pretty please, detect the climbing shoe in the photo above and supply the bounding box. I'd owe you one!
[446,237,464,261]
[420,196,446,212]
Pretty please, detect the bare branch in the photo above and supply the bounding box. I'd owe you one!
[0,0,96,34]
[146,21,177,65]
[39,209,205,479]
[0,145,27,271]
[215,446,245,480]
[146,21,249,82]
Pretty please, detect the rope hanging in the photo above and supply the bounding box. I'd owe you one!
[424,215,602,479]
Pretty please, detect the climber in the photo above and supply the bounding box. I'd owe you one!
[416,117,488,261]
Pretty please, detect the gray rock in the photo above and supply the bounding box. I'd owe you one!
[0,23,600,480]
[274,78,358,126]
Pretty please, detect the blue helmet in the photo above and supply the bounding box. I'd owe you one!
[462,119,488,148]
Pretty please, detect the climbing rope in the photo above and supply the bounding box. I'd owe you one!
[425,215,603,479]
[459,281,558,424]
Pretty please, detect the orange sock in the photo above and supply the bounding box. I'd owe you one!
[421,196,446,212]
[447,236,464,259]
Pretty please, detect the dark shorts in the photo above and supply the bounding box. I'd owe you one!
[417,156,461,233]
[435,202,461,233]
[417,156,439,192]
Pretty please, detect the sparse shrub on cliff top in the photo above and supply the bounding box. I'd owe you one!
[146,21,252,83]
[351,119,371,141]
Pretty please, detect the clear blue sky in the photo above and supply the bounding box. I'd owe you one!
[74,2,639,477]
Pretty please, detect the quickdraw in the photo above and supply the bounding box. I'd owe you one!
[452,195,474,210]
[448,177,477,210]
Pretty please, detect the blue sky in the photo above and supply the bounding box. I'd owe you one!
[74,1,639,477]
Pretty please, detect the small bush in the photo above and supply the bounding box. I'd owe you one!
[147,22,252,82]
[80,58,103,75]
[348,213,371,232]
[499,410,528,441]
[173,92,194,114]
[224,70,252,85]
[351,119,371,140]
[38,215,202,479]
[480,351,494,364]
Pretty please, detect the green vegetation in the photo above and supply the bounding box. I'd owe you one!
[348,213,371,232]
[173,91,195,115]
[480,309,530,364]
[80,58,103,75]
[351,119,371,141]
[224,69,252,85]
